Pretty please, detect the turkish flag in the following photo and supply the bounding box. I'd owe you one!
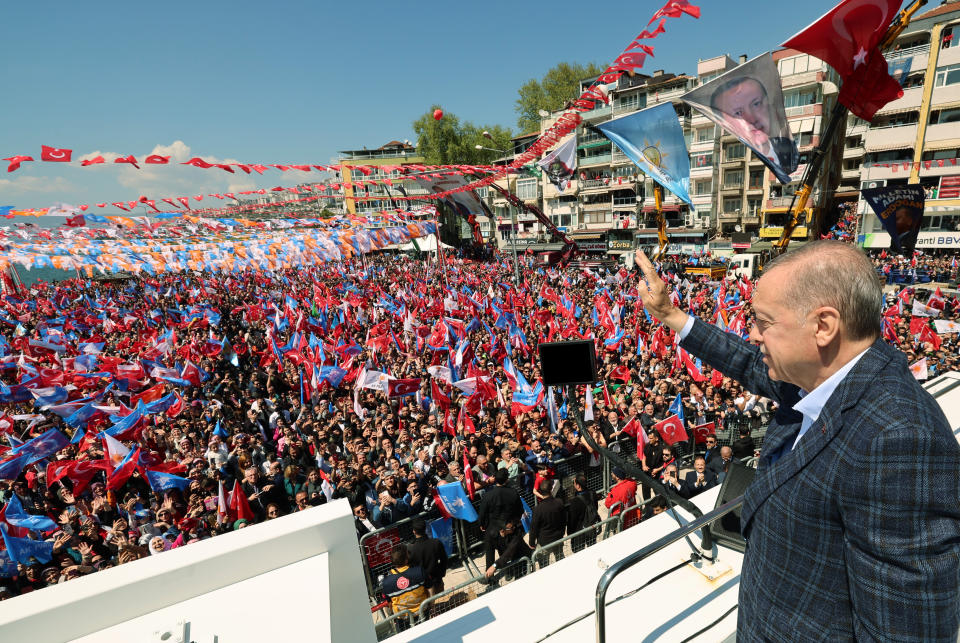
[66,214,85,227]
[443,408,457,436]
[692,422,716,445]
[41,145,72,162]
[145,155,170,164]
[228,480,256,522]
[710,369,724,388]
[3,155,34,172]
[387,377,421,398]
[80,156,105,166]
[654,414,688,445]
[0,414,13,434]
[610,364,631,382]
[131,383,165,407]
[166,392,184,418]
[182,157,213,168]
[114,155,140,169]
[463,453,475,500]
[783,0,902,120]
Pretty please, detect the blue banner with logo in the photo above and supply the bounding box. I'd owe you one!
[597,102,692,205]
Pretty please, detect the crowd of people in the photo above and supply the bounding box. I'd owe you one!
[0,239,956,604]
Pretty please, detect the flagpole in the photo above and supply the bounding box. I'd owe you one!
[774,0,928,253]
[433,213,448,289]
[652,184,668,260]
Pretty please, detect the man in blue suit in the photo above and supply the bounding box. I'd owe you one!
[635,242,960,641]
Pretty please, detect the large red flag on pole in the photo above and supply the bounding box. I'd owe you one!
[783,0,904,120]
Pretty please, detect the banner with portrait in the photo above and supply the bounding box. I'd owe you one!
[682,53,798,184]
[861,184,925,254]
[596,102,692,204]
[537,136,577,192]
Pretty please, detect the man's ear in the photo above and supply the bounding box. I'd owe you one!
[812,306,841,347]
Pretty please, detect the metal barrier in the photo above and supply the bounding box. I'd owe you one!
[416,557,533,624]
[358,513,438,598]
[617,497,654,532]
[595,496,745,643]
[531,513,622,571]
[374,609,415,641]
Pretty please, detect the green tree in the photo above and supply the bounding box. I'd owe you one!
[413,106,513,165]
[514,61,605,132]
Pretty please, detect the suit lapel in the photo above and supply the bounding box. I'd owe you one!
[741,339,894,535]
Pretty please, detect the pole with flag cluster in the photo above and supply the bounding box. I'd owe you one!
[774,0,927,252]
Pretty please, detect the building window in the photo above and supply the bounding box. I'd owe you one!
[516,178,537,200]
[475,186,488,199]
[692,152,713,168]
[943,27,955,50]
[694,179,712,196]
[722,197,742,213]
[723,169,744,188]
[783,88,818,108]
[748,169,764,189]
[747,197,762,214]
[696,126,715,142]
[934,63,960,87]
[615,92,643,111]
[725,143,746,161]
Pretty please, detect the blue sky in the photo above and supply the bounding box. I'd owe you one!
[1,0,937,210]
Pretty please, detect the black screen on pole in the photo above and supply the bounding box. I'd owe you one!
[538,341,598,386]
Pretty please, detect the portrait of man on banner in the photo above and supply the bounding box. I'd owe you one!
[682,53,798,184]
[861,184,925,254]
[596,102,692,205]
[537,136,577,192]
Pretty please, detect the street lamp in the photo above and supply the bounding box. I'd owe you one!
[475,144,507,154]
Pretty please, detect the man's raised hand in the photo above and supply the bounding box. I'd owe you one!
[633,249,688,331]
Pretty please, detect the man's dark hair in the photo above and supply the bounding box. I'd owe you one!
[390,545,409,567]
[574,474,588,490]
[495,469,510,486]
[411,518,426,536]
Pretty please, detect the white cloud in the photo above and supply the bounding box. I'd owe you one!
[0,176,73,194]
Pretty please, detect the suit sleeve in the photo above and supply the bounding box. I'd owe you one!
[841,423,960,641]
[679,318,785,405]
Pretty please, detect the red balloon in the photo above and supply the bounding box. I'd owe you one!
[433,108,443,121]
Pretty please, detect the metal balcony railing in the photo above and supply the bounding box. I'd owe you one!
[595,496,745,643]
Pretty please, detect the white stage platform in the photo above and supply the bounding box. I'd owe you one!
[393,486,741,643]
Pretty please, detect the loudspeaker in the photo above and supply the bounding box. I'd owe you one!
[538,341,598,387]
[708,461,755,553]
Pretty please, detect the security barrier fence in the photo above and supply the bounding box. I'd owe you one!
[374,610,415,641]
[416,557,533,623]
[364,423,769,637]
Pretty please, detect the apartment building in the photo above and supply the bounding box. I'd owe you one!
[855,0,960,251]
[334,141,427,216]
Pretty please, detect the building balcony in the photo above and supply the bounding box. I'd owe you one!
[784,103,822,118]
[924,122,960,147]
[842,168,862,181]
[581,105,613,121]
[611,150,631,165]
[580,179,613,191]
[864,123,918,152]
[580,153,612,167]
[843,145,865,159]
[781,70,823,89]
[690,165,713,178]
[583,201,611,212]
[877,87,923,115]
[613,101,643,115]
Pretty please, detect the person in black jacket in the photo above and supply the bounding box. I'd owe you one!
[483,519,533,583]
[731,427,755,460]
[477,469,523,570]
[566,474,599,552]
[529,480,567,567]
[407,518,448,596]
